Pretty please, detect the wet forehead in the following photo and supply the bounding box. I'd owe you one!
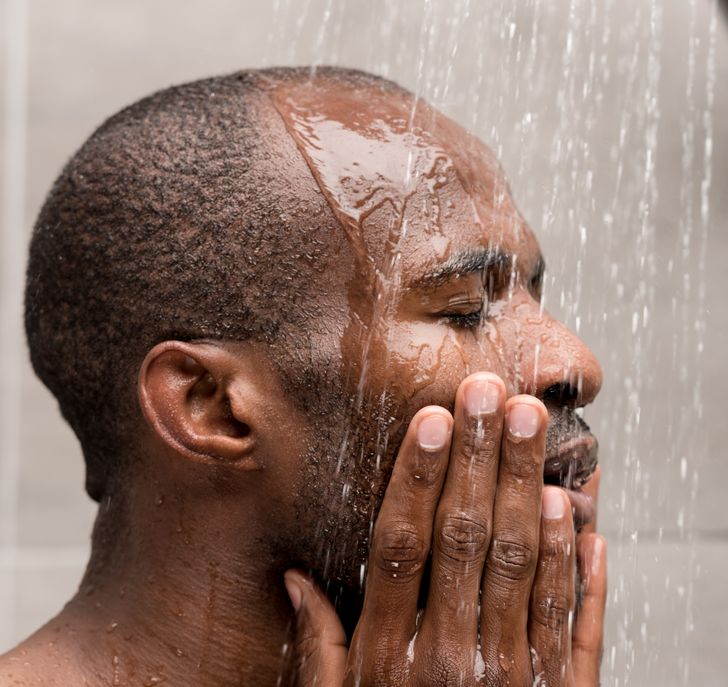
[266,77,541,276]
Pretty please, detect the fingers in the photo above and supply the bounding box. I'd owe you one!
[578,467,601,536]
[572,534,607,685]
[353,406,452,662]
[529,487,576,687]
[572,467,607,685]
[419,373,506,659]
[285,570,347,686]
[480,395,548,683]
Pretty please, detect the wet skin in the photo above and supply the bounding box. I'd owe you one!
[265,77,606,685]
[0,74,606,687]
[264,77,603,585]
[286,390,606,686]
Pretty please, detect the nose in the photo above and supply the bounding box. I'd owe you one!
[496,295,603,407]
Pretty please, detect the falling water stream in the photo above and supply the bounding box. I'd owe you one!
[263,1,720,685]
[0,1,722,685]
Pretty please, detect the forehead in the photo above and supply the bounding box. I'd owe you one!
[266,77,541,278]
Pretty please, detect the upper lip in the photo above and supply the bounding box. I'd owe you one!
[543,433,598,489]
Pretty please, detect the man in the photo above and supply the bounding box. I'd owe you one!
[2,67,606,685]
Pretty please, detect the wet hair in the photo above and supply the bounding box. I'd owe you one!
[24,66,405,501]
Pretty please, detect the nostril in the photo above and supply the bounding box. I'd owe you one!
[542,383,580,406]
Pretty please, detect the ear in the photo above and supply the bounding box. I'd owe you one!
[138,340,262,471]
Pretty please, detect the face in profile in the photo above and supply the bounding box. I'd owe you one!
[15,68,605,684]
[260,75,602,593]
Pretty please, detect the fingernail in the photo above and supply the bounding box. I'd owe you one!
[464,377,502,416]
[542,487,565,520]
[417,413,450,450]
[508,403,540,438]
[284,572,302,612]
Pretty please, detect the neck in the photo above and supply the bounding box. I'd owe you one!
[10,489,299,686]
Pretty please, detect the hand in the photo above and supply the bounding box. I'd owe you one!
[571,467,607,685]
[284,373,607,686]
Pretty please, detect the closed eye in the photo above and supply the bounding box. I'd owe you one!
[441,310,483,328]
[436,296,486,329]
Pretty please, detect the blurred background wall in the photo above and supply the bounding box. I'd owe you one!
[0,1,726,684]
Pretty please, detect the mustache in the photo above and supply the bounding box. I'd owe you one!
[545,406,592,454]
[544,405,598,488]
[367,398,598,490]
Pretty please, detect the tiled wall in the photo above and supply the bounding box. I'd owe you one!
[1,1,726,684]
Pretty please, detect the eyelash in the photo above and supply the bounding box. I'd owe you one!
[440,304,485,329]
[436,265,542,329]
[445,311,483,328]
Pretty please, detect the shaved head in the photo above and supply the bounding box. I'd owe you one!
[25,67,399,500]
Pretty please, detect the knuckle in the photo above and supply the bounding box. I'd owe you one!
[411,449,447,486]
[487,537,537,581]
[374,523,427,576]
[503,442,543,478]
[421,648,470,687]
[294,634,321,671]
[532,592,572,631]
[460,425,499,464]
[571,635,601,655]
[437,513,490,564]
[540,534,571,560]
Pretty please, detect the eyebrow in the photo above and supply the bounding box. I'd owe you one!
[410,247,546,292]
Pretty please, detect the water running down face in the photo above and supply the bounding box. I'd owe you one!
[259,73,602,592]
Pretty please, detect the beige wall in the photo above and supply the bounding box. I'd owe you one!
[1,1,726,684]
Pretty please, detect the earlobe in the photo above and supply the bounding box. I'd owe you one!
[138,341,261,471]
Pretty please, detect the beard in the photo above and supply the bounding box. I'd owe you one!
[299,391,403,588]
[264,337,594,636]
[262,347,412,633]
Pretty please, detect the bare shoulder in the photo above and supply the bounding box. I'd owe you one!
[0,638,91,687]
[0,649,39,686]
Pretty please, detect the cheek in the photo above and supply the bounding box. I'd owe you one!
[381,321,507,406]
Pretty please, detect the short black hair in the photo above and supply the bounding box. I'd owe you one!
[24,66,404,501]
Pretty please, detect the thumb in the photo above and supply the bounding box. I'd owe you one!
[284,570,347,687]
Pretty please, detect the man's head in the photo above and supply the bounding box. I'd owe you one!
[25,68,358,501]
[25,67,601,597]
